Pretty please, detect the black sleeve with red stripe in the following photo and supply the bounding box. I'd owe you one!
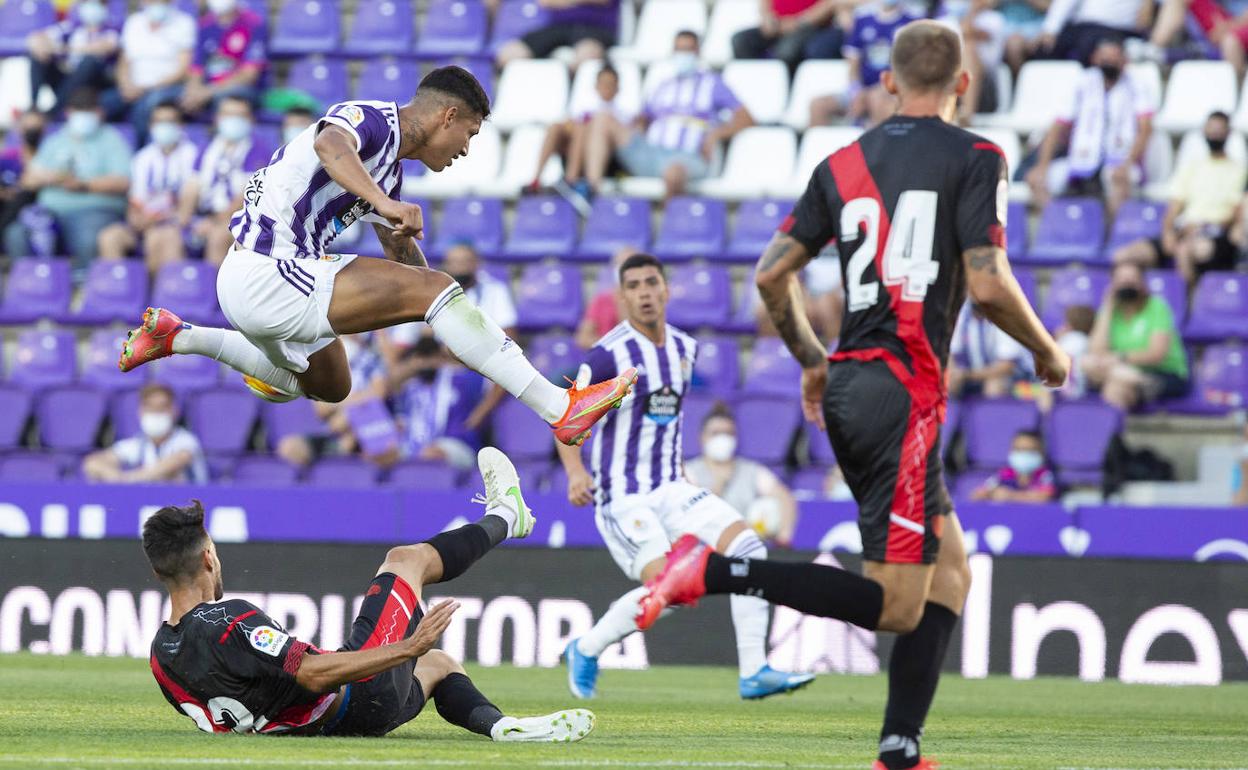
[216,604,313,684]
[780,160,839,256]
[956,141,1009,253]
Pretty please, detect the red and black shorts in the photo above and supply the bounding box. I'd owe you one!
[822,358,952,565]
[321,573,426,737]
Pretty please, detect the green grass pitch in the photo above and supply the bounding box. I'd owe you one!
[1,653,1246,769]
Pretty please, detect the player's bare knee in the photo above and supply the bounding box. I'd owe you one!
[422,649,464,677]
[380,543,438,586]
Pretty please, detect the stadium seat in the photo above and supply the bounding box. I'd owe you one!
[576,196,651,261]
[612,0,707,64]
[269,0,342,56]
[487,0,549,56]
[516,264,583,329]
[1141,131,1174,197]
[284,56,349,112]
[689,335,740,395]
[262,399,331,450]
[8,329,76,390]
[491,60,569,131]
[972,128,1022,175]
[388,460,459,489]
[568,58,644,124]
[1005,200,1028,259]
[1105,200,1166,254]
[38,386,107,452]
[0,258,71,324]
[493,397,555,460]
[742,338,802,396]
[1145,269,1187,324]
[963,399,1040,469]
[233,454,301,485]
[81,330,137,392]
[698,126,796,201]
[402,122,501,198]
[355,57,421,104]
[806,420,836,466]
[501,195,578,261]
[1174,127,1248,171]
[341,0,413,56]
[1025,198,1104,264]
[109,388,143,440]
[951,469,995,500]
[307,456,380,488]
[0,0,55,56]
[0,384,33,450]
[1011,266,1038,307]
[526,333,582,385]
[148,354,222,394]
[0,452,62,483]
[73,259,149,326]
[782,60,852,130]
[187,388,259,454]
[152,261,222,327]
[1045,400,1122,487]
[653,197,727,261]
[773,126,861,198]
[724,199,791,262]
[735,395,800,464]
[1041,265,1108,330]
[942,398,962,456]
[702,0,759,67]
[1190,343,1248,410]
[475,124,562,198]
[681,392,719,457]
[1156,60,1237,134]
[984,60,1081,133]
[430,196,504,258]
[1185,272,1248,341]
[722,60,789,125]
[721,280,763,333]
[666,265,731,329]
[789,466,830,499]
[415,0,487,57]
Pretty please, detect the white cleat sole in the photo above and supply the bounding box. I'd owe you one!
[492,709,596,743]
[476,447,535,538]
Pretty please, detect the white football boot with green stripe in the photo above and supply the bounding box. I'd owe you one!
[475,447,535,539]
[490,708,596,743]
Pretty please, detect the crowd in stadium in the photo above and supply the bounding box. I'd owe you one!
[0,0,1246,511]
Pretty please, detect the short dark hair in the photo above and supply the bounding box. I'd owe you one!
[1209,110,1232,125]
[140,382,175,404]
[142,500,209,583]
[675,29,700,46]
[702,401,736,430]
[218,94,253,114]
[65,87,99,111]
[418,65,491,119]
[151,100,184,121]
[284,106,315,121]
[1014,429,1043,444]
[1094,34,1125,51]
[890,20,962,93]
[618,252,665,283]
[598,63,618,81]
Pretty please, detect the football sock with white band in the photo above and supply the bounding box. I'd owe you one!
[724,529,770,678]
[172,325,305,397]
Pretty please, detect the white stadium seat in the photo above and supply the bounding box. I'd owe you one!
[698,126,797,200]
[1141,130,1175,200]
[476,124,562,199]
[1175,127,1248,168]
[611,0,707,64]
[1127,62,1162,113]
[1155,60,1237,134]
[722,60,789,124]
[568,58,643,122]
[782,59,851,130]
[642,58,677,99]
[972,127,1022,175]
[402,122,502,199]
[771,126,862,198]
[1232,75,1248,131]
[702,0,759,67]
[984,60,1081,133]
[491,60,569,131]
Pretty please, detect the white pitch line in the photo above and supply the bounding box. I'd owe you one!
[0,758,866,769]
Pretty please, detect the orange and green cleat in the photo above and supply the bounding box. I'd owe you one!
[635,534,712,631]
[550,366,638,446]
[118,307,185,372]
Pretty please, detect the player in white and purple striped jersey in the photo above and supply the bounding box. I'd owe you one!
[555,253,814,701]
[119,66,636,448]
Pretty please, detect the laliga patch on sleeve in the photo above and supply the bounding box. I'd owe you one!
[337,105,366,127]
[249,625,289,657]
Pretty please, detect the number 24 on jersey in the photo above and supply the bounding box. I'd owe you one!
[842,190,940,313]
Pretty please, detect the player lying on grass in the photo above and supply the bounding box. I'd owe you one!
[119,65,635,447]
[143,448,595,740]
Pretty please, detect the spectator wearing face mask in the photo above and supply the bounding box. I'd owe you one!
[390,335,491,470]
[180,0,267,116]
[26,0,119,118]
[0,111,47,253]
[97,101,197,272]
[103,0,197,144]
[83,383,208,484]
[281,106,316,146]
[843,0,921,128]
[685,404,798,547]
[971,430,1057,502]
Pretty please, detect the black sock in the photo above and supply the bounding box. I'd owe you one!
[433,672,504,737]
[703,552,883,630]
[878,601,959,770]
[425,519,499,583]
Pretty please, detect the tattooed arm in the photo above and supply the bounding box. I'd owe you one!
[755,232,825,368]
[372,222,428,267]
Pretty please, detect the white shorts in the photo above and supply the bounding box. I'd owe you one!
[217,245,358,373]
[595,480,744,581]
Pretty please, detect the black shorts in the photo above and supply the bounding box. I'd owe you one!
[321,573,426,737]
[822,358,951,565]
[1150,229,1238,274]
[521,24,616,58]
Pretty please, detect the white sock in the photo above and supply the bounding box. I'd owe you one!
[726,529,770,677]
[484,505,516,537]
[576,586,651,658]
[172,325,304,396]
[425,283,569,423]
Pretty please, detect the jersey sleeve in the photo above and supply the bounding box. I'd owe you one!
[319,102,391,159]
[581,344,618,383]
[956,142,1009,253]
[779,161,838,256]
[219,604,315,684]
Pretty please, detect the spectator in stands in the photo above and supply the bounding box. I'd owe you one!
[1055,304,1096,398]
[83,383,208,484]
[281,106,316,145]
[1112,112,1246,286]
[685,404,799,547]
[948,302,1032,398]
[1025,37,1154,219]
[179,0,267,116]
[495,0,619,69]
[971,429,1058,502]
[103,0,197,143]
[2,88,131,270]
[582,31,754,201]
[576,245,637,348]
[97,101,197,271]
[1150,0,1248,75]
[940,0,1008,119]
[530,64,632,201]
[843,0,921,127]
[26,0,118,117]
[732,0,843,74]
[1037,0,1151,63]
[0,110,47,253]
[1002,0,1051,76]
[1082,262,1190,410]
[390,335,490,471]
[176,95,267,266]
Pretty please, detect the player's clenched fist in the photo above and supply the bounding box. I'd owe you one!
[1033,345,1071,389]
[376,198,424,240]
[406,599,458,657]
[566,468,595,507]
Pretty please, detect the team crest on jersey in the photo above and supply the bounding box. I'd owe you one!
[337,105,366,127]
[644,385,681,425]
[249,625,289,657]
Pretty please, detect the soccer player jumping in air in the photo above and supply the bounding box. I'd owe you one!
[636,21,1070,770]
[145,447,596,741]
[119,66,635,447]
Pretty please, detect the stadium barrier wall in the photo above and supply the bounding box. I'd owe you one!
[1,539,1246,685]
[1,482,1247,561]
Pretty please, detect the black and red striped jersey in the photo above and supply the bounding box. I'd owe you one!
[150,599,335,734]
[781,115,1008,408]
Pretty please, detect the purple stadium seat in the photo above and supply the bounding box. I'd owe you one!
[270,0,342,56]
[1041,265,1108,330]
[8,329,76,390]
[184,123,211,151]
[1164,343,1248,414]
[502,196,578,261]
[187,389,260,453]
[788,467,828,499]
[415,0,487,57]
[253,124,282,159]
[951,469,995,500]
[110,388,142,439]
[263,399,331,448]
[38,386,107,451]
[0,258,72,324]
[1026,198,1104,264]
[149,353,221,394]
[681,392,720,458]
[233,455,301,485]
[1145,269,1187,324]
[388,460,459,489]
[1185,272,1248,341]
[690,335,739,395]
[73,259,149,325]
[724,200,791,263]
[342,0,413,56]
[0,0,55,55]
[431,197,504,258]
[0,453,63,483]
[284,56,350,110]
[153,261,222,326]
[653,197,727,261]
[527,334,582,385]
[1012,266,1037,307]
[963,399,1040,469]
[575,197,651,261]
[307,456,380,487]
[356,57,422,104]
[1106,200,1165,253]
[493,398,554,460]
[0,385,33,449]
[487,0,550,55]
[942,398,962,455]
[1045,400,1122,486]
[515,264,583,329]
[735,395,800,464]
[742,338,803,396]
[1006,201,1028,258]
[806,420,836,465]
[720,283,762,333]
[666,265,732,329]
